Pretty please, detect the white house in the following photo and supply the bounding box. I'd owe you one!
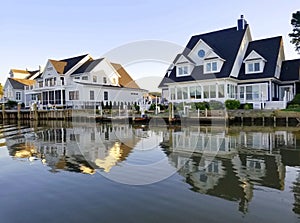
[24,54,147,109]
[159,15,300,109]
[3,78,35,105]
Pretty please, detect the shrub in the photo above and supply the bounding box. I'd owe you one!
[149,103,156,110]
[290,94,300,105]
[288,104,300,109]
[244,103,253,110]
[192,102,209,110]
[225,99,240,110]
[209,100,224,110]
[6,100,18,109]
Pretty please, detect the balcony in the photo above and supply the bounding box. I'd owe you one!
[25,80,66,91]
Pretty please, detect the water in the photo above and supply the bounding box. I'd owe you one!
[1,121,300,223]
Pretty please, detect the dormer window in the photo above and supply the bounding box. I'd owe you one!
[206,61,218,73]
[245,60,265,74]
[176,65,190,77]
[243,50,266,74]
[248,62,260,73]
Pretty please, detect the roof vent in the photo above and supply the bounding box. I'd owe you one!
[237,15,247,31]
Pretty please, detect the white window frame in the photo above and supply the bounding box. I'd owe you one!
[204,61,218,73]
[103,77,107,84]
[16,91,21,101]
[93,76,97,83]
[245,60,263,74]
[176,65,190,77]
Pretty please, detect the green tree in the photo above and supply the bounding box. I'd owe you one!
[289,11,300,53]
[0,83,3,98]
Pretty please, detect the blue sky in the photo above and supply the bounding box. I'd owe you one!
[0,0,299,90]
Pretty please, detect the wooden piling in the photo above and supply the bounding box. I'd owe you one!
[17,103,21,120]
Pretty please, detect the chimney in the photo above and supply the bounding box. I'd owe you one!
[237,15,247,31]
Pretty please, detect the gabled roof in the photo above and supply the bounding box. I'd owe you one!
[10,69,30,75]
[159,25,247,87]
[238,36,282,80]
[49,60,67,74]
[280,59,300,81]
[50,54,89,75]
[243,50,267,62]
[111,63,140,89]
[7,78,35,89]
[26,70,40,79]
[72,58,104,75]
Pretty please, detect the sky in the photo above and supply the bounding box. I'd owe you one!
[0,0,299,91]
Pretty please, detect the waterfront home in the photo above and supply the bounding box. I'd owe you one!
[3,78,35,105]
[24,54,147,109]
[159,15,300,109]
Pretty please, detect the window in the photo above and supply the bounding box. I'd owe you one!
[210,85,216,98]
[93,76,97,83]
[240,86,245,99]
[218,84,224,98]
[104,91,108,101]
[74,77,80,80]
[189,86,196,99]
[196,86,202,99]
[203,86,209,98]
[103,77,107,84]
[90,90,94,100]
[227,84,236,98]
[246,86,252,100]
[205,61,218,73]
[170,88,175,100]
[60,77,65,85]
[182,87,188,100]
[82,76,88,80]
[69,91,79,100]
[177,87,183,100]
[16,92,21,101]
[247,62,261,73]
[177,66,189,76]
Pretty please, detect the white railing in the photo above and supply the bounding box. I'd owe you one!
[25,80,66,91]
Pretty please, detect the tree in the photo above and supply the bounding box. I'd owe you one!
[289,11,300,53]
[0,83,3,98]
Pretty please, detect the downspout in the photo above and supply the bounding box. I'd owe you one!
[269,79,272,102]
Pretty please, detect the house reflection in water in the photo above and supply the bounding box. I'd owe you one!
[162,126,297,213]
[5,124,139,174]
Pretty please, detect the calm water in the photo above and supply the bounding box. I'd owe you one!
[1,121,300,223]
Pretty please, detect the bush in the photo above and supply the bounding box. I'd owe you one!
[6,100,18,109]
[134,104,140,112]
[225,99,240,110]
[192,102,209,110]
[243,103,253,110]
[209,100,224,110]
[149,103,156,110]
[288,104,300,109]
[290,94,300,105]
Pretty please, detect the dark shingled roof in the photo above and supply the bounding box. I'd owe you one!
[237,36,282,80]
[7,78,27,89]
[60,54,88,74]
[158,25,247,87]
[72,58,104,75]
[26,70,40,79]
[280,59,300,81]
